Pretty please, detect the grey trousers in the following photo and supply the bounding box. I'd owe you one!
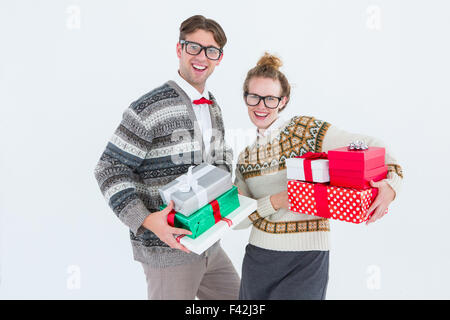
[141,245,240,300]
[239,244,329,300]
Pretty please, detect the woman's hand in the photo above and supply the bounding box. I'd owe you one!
[365,180,396,225]
[270,190,289,211]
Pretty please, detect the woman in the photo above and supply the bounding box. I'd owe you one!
[234,53,403,300]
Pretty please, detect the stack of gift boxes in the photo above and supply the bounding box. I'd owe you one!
[286,141,388,224]
[159,163,240,239]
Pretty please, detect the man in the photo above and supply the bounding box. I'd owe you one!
[94,15,240,300]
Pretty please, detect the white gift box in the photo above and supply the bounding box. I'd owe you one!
[175,195,257,255]
[159,163,233,217]
[286,158,330,183]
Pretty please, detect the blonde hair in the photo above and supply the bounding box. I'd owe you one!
[243,52,291,111]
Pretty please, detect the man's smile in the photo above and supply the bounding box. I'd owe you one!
[253,111,269,119]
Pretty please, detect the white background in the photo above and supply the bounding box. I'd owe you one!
[1,0,449,299]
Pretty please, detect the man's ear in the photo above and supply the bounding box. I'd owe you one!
[176,42,182,59]
[215,52,224,66]
[279,96,288,111]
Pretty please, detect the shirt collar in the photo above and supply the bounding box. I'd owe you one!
[174,70,209,102]
[257,116,286,138]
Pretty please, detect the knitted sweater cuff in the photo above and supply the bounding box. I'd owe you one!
[119,199,150,236]
[386,172,402,199]
[257,195,277,218]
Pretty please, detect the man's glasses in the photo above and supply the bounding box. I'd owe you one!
[179,40,223,61]
[244,92,283,109]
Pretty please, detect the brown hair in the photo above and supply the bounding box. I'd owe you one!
[243,52,291,111]
[179,15,227,49]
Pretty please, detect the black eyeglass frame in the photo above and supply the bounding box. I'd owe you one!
[244,92,283,109]
[179,40,223,61]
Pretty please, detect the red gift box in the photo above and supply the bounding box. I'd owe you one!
[287,180,385,224]
[328,146,387,189]
[329,165,388,190]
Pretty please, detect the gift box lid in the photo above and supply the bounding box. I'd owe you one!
[286,158,329,171]
[328,146,385,171]
[329,165,388,179]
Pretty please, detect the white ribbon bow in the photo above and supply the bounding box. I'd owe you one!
[160,164,216,214]
[176,166,199,193]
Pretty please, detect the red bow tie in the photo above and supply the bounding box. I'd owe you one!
[193,97,213,105]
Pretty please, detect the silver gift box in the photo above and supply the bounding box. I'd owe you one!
[158,163,233,217]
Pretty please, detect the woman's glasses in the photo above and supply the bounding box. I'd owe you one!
[244,93,282,109]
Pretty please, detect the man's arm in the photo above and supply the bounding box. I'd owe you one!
[94,107,153,236]
[94,107,192,251]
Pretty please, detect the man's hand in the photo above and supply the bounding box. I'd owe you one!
[142,200,192,253]
[365,180,395,225]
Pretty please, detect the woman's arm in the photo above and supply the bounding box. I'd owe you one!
[233,164,280,229]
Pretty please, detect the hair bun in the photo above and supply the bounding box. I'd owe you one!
[256,52,283,70]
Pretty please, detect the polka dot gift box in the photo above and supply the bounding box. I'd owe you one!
[287,180,385,224]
